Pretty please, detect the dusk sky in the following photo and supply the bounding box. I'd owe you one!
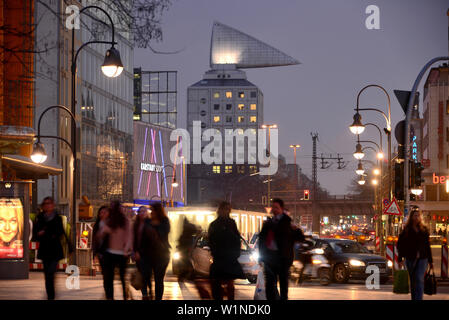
[134,0,448,195]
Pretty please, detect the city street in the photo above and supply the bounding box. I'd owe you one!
[1,271,449,300]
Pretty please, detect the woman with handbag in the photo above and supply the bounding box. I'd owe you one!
[132,206,153,300]
[397,207,433,300]
[208,201,244,300]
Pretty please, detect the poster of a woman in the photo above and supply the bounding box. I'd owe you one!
[0,198,24,259]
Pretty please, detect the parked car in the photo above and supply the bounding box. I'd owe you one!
[173,232,260,283]
[309,238,392,284]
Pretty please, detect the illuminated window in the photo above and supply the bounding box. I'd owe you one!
[226,91,232,98]
[214,104,220,110]
[250,116,257,123]
[238,104,244,110]
[226,104,232,110]
[239,92,245,98]
[214,92,220,98]
[213,165,221,174]
[225,165,233,173]
[214,116,220,123]
[249,165,257,174]
[250,103,257,110]
[238,116,244,123]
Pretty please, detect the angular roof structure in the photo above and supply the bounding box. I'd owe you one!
[210,21,300,69]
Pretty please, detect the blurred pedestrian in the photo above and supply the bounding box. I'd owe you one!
[397,207,433,300]
[33,197,65,300]
[176,216,197,283]
[148,203,171,300]
[259,198,305,300]
[99,200,132,300]
[92,206,110,272]
[208,201,244,300]
[132,206,153,300]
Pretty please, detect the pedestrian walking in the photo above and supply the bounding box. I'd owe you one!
[258,198,305,300]
[148,203,171,300]
[397,207,433,300]
[208,201,244,300]
[132,206,153,300]
[33,197,66,300]
[92,206,110,275]
[99,200,132,300]
[176,217,197,283]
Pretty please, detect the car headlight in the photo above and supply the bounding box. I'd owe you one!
[312,259,322,265]
[349,259,366,267]
[173,252,181,260]
[387,260,393,268]
[311,248,324,255]
[251,251,259,262]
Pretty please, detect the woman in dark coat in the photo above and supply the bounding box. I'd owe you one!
[397,207,433,300]
[33,197,65,300]
[208,201,244,300]
[148,203,171,300]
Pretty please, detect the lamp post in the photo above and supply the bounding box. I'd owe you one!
[290,144,301,220]
[31,105,76,255]
[69,5,123,265]
[161,174,178,207]
[261,124,277,205]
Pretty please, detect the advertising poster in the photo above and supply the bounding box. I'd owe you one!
[0,198,24,259]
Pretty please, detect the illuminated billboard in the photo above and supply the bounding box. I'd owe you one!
[133,122,185,205]
[0,198,24,259]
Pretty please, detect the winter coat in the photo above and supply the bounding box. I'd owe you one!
[33,211,65,261]
[397,226,433,263]
[259,212,305,266]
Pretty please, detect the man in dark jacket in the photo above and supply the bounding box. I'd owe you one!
[33,197,65,300]
[259,198,305,300]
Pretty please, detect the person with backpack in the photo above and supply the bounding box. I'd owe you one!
[397,207,433,300]
[33,197,66,300]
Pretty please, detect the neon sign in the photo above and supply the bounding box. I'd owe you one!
[433,173,449,184]
[140,162,163,172]
[412,136,418,162]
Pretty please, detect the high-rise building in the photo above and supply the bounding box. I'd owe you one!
[186,22,299,205]
[133,68,177,129]
[35,1,134,215]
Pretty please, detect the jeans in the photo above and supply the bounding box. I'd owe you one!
[102,252,127,300]
[263,252,289,300]
[151,257,169,300]
[43,259,59,300]
[405,258,428,300]
[137,256,153,298]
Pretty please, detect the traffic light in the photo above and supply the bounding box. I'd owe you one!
[411,161,424,187]
[304,189,310,200]
[394,162,404,200]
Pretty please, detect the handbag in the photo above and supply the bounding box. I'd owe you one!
[130,269,143,291]
[393,269,410,294]
[254,268,266,300]
[424,265,437,295]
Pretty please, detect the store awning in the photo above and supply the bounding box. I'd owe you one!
[2,154,62,180]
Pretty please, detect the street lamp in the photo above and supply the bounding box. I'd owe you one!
[69,5,123,265]
[358,175,366,185]
[356,161,365,175]
[31,142,47,164]
[349,113,365,135]
[372,178,379,186]
[410,188,423,196]
[353,143,365,160]
[373,168,381,176]
[261,124,277,206]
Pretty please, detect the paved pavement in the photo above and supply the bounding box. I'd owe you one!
[1,271,449,300]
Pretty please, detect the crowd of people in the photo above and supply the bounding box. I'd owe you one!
[32,196,434,301]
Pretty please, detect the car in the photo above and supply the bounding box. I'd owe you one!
[174,232,260,283]
[309,238,392,284]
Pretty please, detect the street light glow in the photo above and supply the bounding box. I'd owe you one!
[411,188,423,196]
[373,168,380,176]
[353,143,365,160]
[377,152,384,160]
[371,178,378,186]
[101,47,124,78]
[355,162,364,175]
[358,176,366,185]
[31,142,48,164]
[349,113,365,135]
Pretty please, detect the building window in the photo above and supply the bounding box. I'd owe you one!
[238,116,244,123]
[214,104,220,110]
[225,165,233,173]
[238,92,245,98]
[226,91,232,98]
[226,104,232,110]
[249,165,257,174]
[213,116,220,123]
[238,166,245,174]
[250,91,257,98]
[250,116,257,123]
[214,92,220,99]
[226,116,232,123]
[250,103,257,110]
[213,165,221,174]
[238,104,244,110]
